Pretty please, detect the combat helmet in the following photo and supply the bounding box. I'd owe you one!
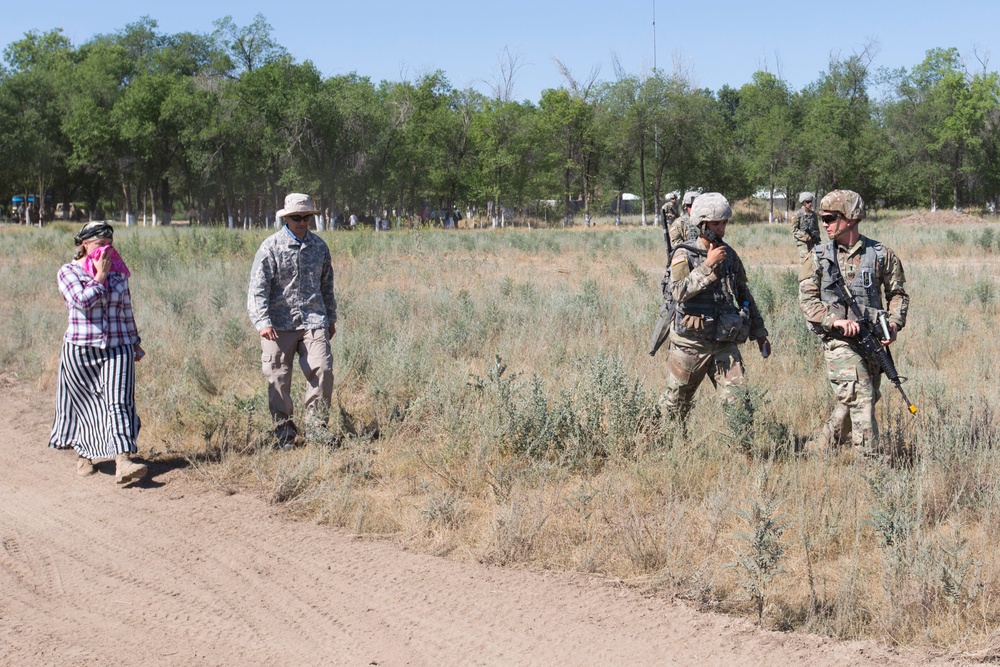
[689,192,732,226]
[819,190,865,221]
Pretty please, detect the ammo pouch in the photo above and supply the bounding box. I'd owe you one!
[674,310,750,343]
[716,310,750,344]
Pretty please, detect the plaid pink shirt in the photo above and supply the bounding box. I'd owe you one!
[57,262,140,349]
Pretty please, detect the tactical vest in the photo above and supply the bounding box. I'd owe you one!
[798,209,819,239]
[816,238,886,311]
[672,243,743,340]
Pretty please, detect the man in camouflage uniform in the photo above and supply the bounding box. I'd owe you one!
[662,193,771,422]
[792,192,820,260]
[661,193,679,229]
[248,193,338,448]
[669,190,700,248]
[799,190,908,457]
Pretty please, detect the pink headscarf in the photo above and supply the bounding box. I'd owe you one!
[83,244,131,278]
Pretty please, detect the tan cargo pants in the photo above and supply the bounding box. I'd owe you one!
[260,328,334,440]
[661,331,746,423]
[819,338,882,452]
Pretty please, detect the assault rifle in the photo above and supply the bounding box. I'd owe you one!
[648,207,675,356]
[823,245,917,415]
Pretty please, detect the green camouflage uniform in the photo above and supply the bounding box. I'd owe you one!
[792,207,820,260]
[663,235,768,421]
[799,234,908,453]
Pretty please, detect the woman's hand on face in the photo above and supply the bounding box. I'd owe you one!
[94,254,111,282]
[90,245,112,283]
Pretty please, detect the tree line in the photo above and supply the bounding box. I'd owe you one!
[2,15,999,228]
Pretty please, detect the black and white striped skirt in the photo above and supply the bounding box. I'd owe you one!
[49,342,141,459]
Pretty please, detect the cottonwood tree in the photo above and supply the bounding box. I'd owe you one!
[736,71,798,222]
[596,70,641,226]
[799,45,880,195]
[542,61,600,226]
[472,49,538,227]
[1,29,73,224]
[881,48,1000,209]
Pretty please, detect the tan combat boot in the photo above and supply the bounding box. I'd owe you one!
[77,455,96,476]
[115,454,147,486]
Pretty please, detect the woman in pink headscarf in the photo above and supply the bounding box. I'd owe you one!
[49,221,148,486]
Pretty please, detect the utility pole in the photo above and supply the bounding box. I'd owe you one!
[653,0,657,72]
[652,0,659,227]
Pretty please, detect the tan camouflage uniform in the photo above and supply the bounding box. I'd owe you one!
[798,191,908,454]
[662,194,768,422]
[792,193,820,260]
[668,191,700,248]
[792,208,820,259]
[248,198,337,443]
[668,213,699,248]
[661,199,679,226]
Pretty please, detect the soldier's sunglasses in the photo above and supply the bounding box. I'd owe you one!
[286,214,313,222]
[820,212,843,223]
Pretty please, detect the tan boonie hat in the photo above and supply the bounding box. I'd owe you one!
[690,192,732,225]
[820,189,865,221]
[277,193,320,218]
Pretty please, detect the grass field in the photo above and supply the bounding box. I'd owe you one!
[3,213,1000,651]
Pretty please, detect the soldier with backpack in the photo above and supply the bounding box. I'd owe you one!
[660,193,771,423]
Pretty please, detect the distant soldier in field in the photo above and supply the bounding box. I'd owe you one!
[669,191,700,248]
[248,193,337,449]
[661,193,679,229]
[792,192,820,259]
[661,193,771,423]
[799,190,909,458]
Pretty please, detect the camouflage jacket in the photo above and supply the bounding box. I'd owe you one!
[669,237,768,341]
[668,214,698,248]
[798,234,908,335]
[247,226,337,332]
[661,202,679,226]
[792,208,820,246]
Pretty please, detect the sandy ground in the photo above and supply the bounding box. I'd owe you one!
[0,380,977,667]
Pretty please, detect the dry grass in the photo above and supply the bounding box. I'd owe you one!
[3,215,1000,652]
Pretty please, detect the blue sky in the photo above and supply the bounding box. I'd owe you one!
[3,0,998,101]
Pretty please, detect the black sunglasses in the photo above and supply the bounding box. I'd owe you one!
[820,212,843,223]
[286,214,313,222]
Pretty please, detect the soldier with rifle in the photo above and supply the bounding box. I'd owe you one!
[792,192,820,260]
[799,190,912,459]
[670,191,700,248]
[661,193,679,230]
[649,191,700,358]
[658,193,770,424]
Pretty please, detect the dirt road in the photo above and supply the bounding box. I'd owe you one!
[0,381,966,666]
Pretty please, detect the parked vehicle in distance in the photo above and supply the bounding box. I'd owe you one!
[54,202,89,221]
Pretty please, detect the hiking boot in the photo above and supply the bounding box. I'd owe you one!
[115,454,147,486]
[77,456,96,476]
[803,433,831,456]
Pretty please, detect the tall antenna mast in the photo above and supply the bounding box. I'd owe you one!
[653,0,657,72]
